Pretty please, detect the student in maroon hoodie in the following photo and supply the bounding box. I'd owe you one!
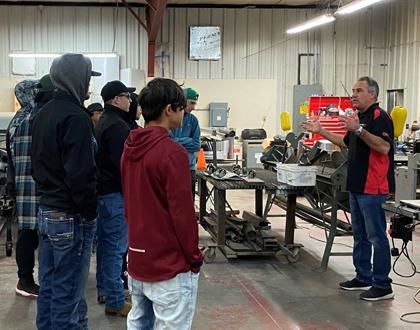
[121,78,203,330]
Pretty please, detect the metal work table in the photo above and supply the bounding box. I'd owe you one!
[383,201,420,220]
[255,169,308,261]
[197,169,308,262]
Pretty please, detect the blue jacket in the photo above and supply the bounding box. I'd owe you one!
[170,112,201,170]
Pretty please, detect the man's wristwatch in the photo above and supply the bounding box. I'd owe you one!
[355,126,364,136]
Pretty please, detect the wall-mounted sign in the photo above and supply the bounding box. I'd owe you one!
[189,26,221,61]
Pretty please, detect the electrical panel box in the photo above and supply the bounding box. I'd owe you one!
[209,102,228,127]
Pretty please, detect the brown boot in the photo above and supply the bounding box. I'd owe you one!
[105,302,132,317]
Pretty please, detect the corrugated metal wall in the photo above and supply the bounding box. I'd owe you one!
[0,5,148,77]
[158,7,323,113]
[1,1,420,120]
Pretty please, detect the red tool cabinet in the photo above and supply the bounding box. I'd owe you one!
[303,96,354,147]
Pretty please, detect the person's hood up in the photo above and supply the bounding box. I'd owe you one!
[50,53,101,105]
[124,126,169,162]
[14,80,38,108]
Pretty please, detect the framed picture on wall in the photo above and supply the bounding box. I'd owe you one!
[189,26,221,61]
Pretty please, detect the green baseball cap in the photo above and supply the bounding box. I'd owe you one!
[37,74,55,93]
[184,87,199,102]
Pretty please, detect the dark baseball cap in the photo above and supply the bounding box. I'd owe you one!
[101,80,136,102]
[87,102,104,113]
[37,74,54,93]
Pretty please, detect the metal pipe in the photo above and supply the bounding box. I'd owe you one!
[274,195,352,233]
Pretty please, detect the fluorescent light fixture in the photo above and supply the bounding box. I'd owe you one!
[335,0,385,16]
[9,52,61,58]
[286,14,336,34]
[9,52,117,58]
[84,53,118,58]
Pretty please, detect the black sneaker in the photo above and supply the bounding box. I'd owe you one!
[339,278,371,291]
[360,287,394,301]
[15,280,39,298]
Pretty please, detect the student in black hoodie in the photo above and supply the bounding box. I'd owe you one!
[95,80,135,317]
[31,53,100,329]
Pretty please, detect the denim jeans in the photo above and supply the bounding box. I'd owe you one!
[77,220,96,329]
[127,271,199,330]
[96,192,128,310]
[349,192,391,289]
[37,206,96,330]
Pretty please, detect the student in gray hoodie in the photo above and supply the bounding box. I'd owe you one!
[31,53,100,330]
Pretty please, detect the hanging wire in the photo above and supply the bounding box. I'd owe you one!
[112,0,119,53]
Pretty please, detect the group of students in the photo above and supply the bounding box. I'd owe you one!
[7,51,396,330]
[8,53,203,330]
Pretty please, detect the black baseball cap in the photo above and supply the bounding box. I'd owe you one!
[101,80,136,102]
[87,102,104,113]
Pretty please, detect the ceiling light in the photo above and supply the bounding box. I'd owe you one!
[335,0,385,16]
[8,52,117,58]
[286,14,336,34]
[84,53,118,58]
[9,52,61,58]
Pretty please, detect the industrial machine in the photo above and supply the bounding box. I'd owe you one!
[261,137,352,269]
[394,153,420,203]
[241,129,267,169]
[201,127,236,162]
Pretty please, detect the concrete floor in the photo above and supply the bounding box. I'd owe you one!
[1,190,420,329]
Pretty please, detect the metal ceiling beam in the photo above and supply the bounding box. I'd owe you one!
[121,0,148,31]
[0,1,319,8]
[146,0,167,76]
[119,0,166,76]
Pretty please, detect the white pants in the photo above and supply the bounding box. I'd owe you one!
[127,271,199,330]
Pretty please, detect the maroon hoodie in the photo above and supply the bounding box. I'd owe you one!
[121,126,203,282]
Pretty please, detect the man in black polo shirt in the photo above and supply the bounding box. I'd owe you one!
[302,76,394,301]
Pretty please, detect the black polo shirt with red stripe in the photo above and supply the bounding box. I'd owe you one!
[343,103,395,195]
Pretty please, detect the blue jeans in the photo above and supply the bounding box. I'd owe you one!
[127,271,199,330]
[96,192,128,310]
[349,192,391,289]
[37,206,96,330]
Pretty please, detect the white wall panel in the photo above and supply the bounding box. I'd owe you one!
[197,8,211,78]
[233,9,248,79]
[209,8,223,79]
[258,10,273,79]
[186,8,199,78]
[246,10,260,79]
[222,9,236,79]
[173,8,187,78]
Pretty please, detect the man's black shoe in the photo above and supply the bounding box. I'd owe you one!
[339,278,371,291]
[360,287,394,301]
[15,280,39,298]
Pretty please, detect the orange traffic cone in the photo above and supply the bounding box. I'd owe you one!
[196,148,207,171]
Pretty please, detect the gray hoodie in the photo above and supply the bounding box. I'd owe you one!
[50,53,99,104]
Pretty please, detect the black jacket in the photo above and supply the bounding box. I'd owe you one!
[31,91,98,221]
[95,104,131,195]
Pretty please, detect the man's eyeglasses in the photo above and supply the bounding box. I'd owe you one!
[118,93,131,100]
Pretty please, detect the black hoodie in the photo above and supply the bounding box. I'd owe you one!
[31,54,98,221]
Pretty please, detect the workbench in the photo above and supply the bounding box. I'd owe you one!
[197,169,308,262]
